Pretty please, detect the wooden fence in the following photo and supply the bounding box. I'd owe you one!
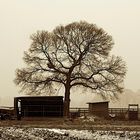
[70,107,140,120]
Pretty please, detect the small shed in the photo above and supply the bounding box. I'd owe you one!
[14,96,63,119]
[87,101,109,118]
[128,104,139,120]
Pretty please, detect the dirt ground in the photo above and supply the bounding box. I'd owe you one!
[1,117,140,131]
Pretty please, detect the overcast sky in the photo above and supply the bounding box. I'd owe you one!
[0,0,140,100]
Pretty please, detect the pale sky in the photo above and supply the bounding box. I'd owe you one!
[0,0,140,101]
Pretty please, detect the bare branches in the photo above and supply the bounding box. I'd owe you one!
[70,57,126,99]
[15,21,126,99]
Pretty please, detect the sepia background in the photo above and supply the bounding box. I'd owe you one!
[0,0,140,107]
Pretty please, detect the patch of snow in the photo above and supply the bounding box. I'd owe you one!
[48,128,65,135]
[48,128,94,139]
[0,127,140,140]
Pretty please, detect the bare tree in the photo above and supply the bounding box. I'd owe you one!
[14,21,126,117]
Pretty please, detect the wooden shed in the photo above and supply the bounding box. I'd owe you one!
[14,96,63,120]
[87,101,109,118]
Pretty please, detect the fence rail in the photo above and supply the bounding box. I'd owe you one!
[70,107,140,119]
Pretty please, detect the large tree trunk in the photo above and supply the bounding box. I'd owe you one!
[63,86,70,117]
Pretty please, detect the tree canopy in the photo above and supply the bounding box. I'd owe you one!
[15,21,126,116]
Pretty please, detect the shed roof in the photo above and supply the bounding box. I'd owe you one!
[14,96,63,101]
[87,101,109,104]
[15,96,63,98]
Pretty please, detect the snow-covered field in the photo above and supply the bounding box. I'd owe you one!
[0,127,140,140]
